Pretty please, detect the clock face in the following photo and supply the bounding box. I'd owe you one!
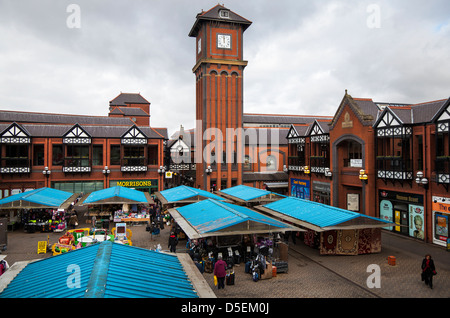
[217,34,231,49]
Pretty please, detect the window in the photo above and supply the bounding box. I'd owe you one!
[4,144,28,167]
[123,146,145,166]
[52,144,63,165]
[66,145,90,167]
[33,144,45,166]
[148,145,158,165]
[345,140,362,167]
[110,145,121,165]
[93,145,103,166]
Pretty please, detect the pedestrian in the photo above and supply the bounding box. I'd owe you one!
[68,213,78,229]
[421,254,437,289]
[168,231,178,253]
[214,255,227,290]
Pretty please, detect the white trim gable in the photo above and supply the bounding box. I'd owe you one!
[0,123,30,144]
[63,124,91,144]
[121,126,148,145]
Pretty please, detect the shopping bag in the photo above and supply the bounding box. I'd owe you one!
[214,275,218,286]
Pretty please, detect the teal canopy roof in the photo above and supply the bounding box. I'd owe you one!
[219,184,285,202]
[0,187,74,209]
[0,241,199,298]
[83,186,149,205]
[171,199,297,238]
[157,185,225,204]
[261,197,393,231]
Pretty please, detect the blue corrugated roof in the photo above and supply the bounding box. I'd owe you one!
[263,197,391,228]
[159,185,225,202]
[0,241,198,298]
[0,187,73,208]
[176,199,293,234]
[220,184,284,201]
[83,186,148,204]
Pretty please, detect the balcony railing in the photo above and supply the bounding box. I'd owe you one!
[376,156,413,180]
[0,158,31,173]
[310,156,330,174]
[121,157,147,172]
[63,158,91,173]
[288,156,305,172]
[435,156,450,184]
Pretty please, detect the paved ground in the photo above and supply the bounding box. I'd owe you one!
[1,209,450,299]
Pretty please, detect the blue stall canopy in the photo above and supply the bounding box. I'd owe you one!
[257,197,395,232]
[217,184,285,204]
[156,185,227,206]
[0,187,76,210]
[0,240,214,298]
[81,186,153,205]
[169,199,302,239]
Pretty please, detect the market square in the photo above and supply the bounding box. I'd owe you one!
[1,1,450,302]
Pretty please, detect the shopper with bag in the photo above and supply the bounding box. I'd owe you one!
[214,255,227,290]
[421,254,437,289]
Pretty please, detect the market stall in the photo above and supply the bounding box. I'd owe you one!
[79,186,154,227]
[155,185,227,208]
[217,184,285,207]
[0,188,77,233]
[169,198,302,280]
[256,196,396,255]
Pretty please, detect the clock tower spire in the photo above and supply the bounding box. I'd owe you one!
[189,4,252,191]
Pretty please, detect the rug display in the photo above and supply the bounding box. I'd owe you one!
[336,229,359,255]
[319,230,337,255]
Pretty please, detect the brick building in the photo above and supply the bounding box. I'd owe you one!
[287,91,450,246]
[0,93,167,197]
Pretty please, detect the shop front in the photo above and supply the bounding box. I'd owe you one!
[312,181,331,205]
[110,179,158,194]
[290,178,310,200]
[432,196,450,247]
[379,190,424,240]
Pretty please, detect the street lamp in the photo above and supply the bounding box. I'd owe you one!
[205,165,213,175]
[324,167,332,177]
[102,166,110,175]
[415,171,428,189]
[157,165,166,175]
[304,165,310,174]
[42,166,51,176]
[359,169,368,183]
[283,164,288,173]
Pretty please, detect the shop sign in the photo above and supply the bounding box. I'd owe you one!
[112,180,158,188]
[379,190,423,205]
[290,178,310,200]
[432,196,450,244]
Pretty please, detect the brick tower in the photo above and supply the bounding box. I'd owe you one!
[189,4,252,191]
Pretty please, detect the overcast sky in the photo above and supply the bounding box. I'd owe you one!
[0,0,449,136]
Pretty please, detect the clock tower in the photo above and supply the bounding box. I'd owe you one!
[189,4,252,191]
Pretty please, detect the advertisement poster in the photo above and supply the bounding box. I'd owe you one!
[435,213,448,243]
[409,204,424,240]
[290,178,310,200]
[380,200,393,230]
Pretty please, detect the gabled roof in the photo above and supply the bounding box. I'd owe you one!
[218,184,284,203]
[432,97,450,123]
[329,92,380,129]
[0,241,200,298]
[286,124,309,139]
[82,186,151,205]
[109,93,150,106]
[156,185,226,205]
[258,197,394,232]
[189,4,252,37]
[170,199,299,239]
[0,187,74,209]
